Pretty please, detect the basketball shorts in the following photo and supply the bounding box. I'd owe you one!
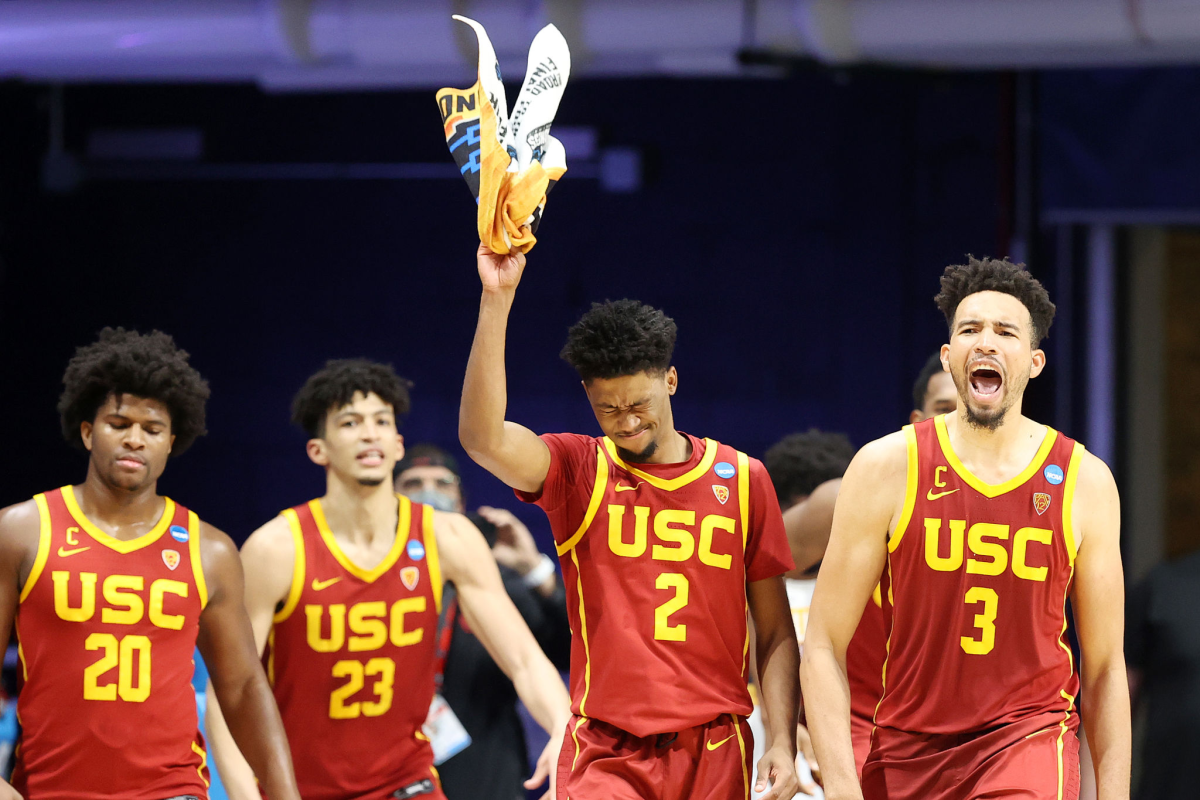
[557,714,754,800]
[850,712,874,777]
[861,712,1080,800]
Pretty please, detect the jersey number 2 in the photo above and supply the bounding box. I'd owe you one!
[654,573,689,641]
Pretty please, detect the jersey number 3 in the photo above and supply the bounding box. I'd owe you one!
[960,587,998,655]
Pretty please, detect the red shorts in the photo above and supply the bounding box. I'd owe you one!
[862,713,1080,800]
[557,714,754,800]
[850,713,874,777]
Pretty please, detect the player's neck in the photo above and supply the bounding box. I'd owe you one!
[74,466,164,535]
[944,407,1044,468]
[320,472,398,547]
[637,430,692,465]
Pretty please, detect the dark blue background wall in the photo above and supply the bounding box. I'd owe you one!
[0,73,1004,546]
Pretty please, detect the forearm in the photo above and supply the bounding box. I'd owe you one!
[205,682,261,800]
[215,672,300,800]
[1083,662,1132,800]
[756,624,800,755]
[460,290,515,455]
[511,650,572,735]
[800,647,860,798]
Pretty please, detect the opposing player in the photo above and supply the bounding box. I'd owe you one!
[460,244,802,799]
[802,258,1130,800]
[0,328,299,800]
[207,359,571,800]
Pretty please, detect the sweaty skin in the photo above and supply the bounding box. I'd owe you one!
[458,242,802,799]
[800,291,1130,800]
[0,395,300,800]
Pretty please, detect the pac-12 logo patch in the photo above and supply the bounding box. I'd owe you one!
[712,485,730,505]
[1044,465,1064,485]
[169,525,189,542]
[714,462,736,479]
[407,540,426,561]
[400,566,420,591]
[162,549,181,570]
[1033,493,1052,516]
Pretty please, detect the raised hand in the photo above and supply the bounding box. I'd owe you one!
[477,240,528,294]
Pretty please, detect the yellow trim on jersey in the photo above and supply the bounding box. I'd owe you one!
[733,717,750,800]
[934,415,1058,498]
[62,485,175,553]
[20,494,52,603]
[192,741,210,788]
[887,425,920,553]
[423,504,443,614]
[17,641,27,682]
[1061,442,1086,564]
[872,551,896,726]
[737,451,750,551]
[187,511,208,610]
[556,447,609,556]
[267,628,276,685]
[310,495,410,583]
[570,715,587,770]
[602,436,719,491]
[570,548,593,717]
[274,509,307,624]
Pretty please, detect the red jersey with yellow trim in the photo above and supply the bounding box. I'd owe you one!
[875,416,1082,735]
[267,495,442,800]
[12,486,209,800]
[517,433,793,737]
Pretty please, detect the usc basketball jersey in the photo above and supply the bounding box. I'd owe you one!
[12,486,209,800]
[518,433,793,738]
[875,416,1082,736]
[267,495,442,800]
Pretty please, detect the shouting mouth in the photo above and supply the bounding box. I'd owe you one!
[969,362,1003,401]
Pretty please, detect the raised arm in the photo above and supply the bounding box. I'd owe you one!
[199,519,298,800]
[1070,453,1130,800]
[459,242,552,493]
[800,435,906,800]
[435,511,571,798]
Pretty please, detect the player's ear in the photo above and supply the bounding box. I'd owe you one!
[80,421,93,452]
[168,434,175,454]
[909,409,924,424]
[306,438,330,467]
[939,343,951,373]
[1029,347,1047,379]
[665,366,678,395]
[395,434,405,463]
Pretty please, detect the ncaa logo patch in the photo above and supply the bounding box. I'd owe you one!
[1044,465,1064,485]
[162,549,181,570]
[714,462,736,480]
[1033,493,1052,516]
[407,539,426,561]
[712,485,730,505]
[169,525,189,543]
[400,566,420,591]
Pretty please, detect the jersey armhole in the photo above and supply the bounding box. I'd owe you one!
[1061,442,1086,564]
[188,511,208,609]
[19,494,53,603]
[555,446,609,556]
[273,509,307,623]
[887,425,920,554]
[422,504,443,614]
[737,451,750,552]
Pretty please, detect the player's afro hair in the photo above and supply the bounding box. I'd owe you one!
[58,327,210,456]
[912,352,946,412]
[560,299,678,382]
[764,429,855,507]
[291,359,412,438]
[934,256,1056,347]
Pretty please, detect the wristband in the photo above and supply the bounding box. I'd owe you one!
[522,553,557,588]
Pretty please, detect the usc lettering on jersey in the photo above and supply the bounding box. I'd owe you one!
[267,495,442,800]
[519,433,793,739]
[875,416,1082,738]
[12,486,209,800]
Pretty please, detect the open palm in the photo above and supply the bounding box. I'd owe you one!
[477,242,527,293]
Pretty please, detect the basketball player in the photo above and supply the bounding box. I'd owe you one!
[207,359,571,800]
[909,352,958,424]
[459,244,802,800]
[0,328,300,800]
[802,258,1130,800]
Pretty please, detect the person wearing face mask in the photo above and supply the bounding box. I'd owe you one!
[394,445,571,800]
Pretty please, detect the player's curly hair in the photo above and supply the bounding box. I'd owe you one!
[764,429,855,507]
[292,359,412,438]
[934,256,1056,346]
[560,299,678,382]
[58,327,210,455]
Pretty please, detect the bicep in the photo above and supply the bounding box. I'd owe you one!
[197,528,266,682]
[1070,458,1125,670]
[472,421,552,494]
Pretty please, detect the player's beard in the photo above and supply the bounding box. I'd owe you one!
[617,438,658,463]
[357,476,386,487]
[957,368,1028,432]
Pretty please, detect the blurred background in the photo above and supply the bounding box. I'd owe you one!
[0,0,1198,796]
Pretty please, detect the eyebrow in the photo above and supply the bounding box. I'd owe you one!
[957,318,1021,331]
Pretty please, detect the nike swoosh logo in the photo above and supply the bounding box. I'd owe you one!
[706,734,736,751]
[311,577,342,591]
[926,488,959,501]
[614,483,641,493]
[57,546,90,558]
